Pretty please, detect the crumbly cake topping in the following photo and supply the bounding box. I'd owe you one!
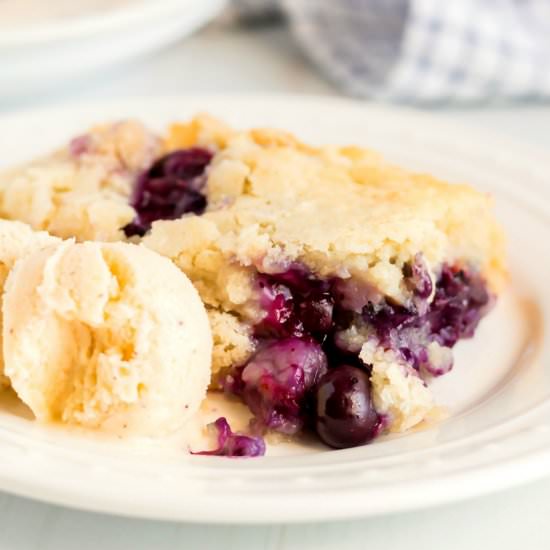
[0,114,505,296]
[162,116,505,296]
[0,121,160,242]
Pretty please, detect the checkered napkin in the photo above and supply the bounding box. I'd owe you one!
[233,0,550,103]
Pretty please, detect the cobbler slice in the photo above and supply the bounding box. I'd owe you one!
[141,117,505,447]
[0,115,506,449]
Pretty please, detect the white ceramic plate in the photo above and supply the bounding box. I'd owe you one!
[0,95,548,524]
[0,0,226,99]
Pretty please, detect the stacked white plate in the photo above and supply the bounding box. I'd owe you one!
[0,0,226,99]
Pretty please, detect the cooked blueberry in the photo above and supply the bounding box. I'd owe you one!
[428,265,490,346]
[268,266,329,295]
[235,338,328,434]
[296,292,334,335]
[123,147,212,237]
[362,301,414,334]
[254,270,334,340]
[362,264,489,356]
[255,276,301,338]
[315,365,379,448]
[159,148,213,180]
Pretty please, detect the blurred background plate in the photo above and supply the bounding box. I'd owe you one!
[0,0,226,100]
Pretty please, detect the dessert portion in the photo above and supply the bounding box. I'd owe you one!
[3,240,212,436]
[144,117,506,448]
[0,115,506,452]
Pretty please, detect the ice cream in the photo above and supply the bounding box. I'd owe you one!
[0,220,61,385]
[3,240,212,436]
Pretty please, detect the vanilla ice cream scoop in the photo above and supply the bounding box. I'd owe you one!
[3,240,212,436]
[0,220,61,386]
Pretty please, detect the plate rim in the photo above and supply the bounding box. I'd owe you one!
[2,444,550,524]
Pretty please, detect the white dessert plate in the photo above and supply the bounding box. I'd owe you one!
[0,95,548,524]
[0,0,226,99]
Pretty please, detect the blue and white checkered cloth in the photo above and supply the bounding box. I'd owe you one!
[234,0,550,103]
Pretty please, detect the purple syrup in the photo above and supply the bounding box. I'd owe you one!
[123,148,212,237]
[363,263,489,374]
[191,417,265,457]
[428,265,489,345]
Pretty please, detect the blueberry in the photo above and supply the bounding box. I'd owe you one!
[254,270,333,340]
[236,338,328,435]
[296,292,334,335]
[123,147,212,237]
[315,365,379,448]
[255,276,300,338]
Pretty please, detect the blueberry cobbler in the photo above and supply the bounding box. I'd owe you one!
[0,115,506,455]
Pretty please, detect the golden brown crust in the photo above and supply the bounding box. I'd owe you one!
[159,114,506,295]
